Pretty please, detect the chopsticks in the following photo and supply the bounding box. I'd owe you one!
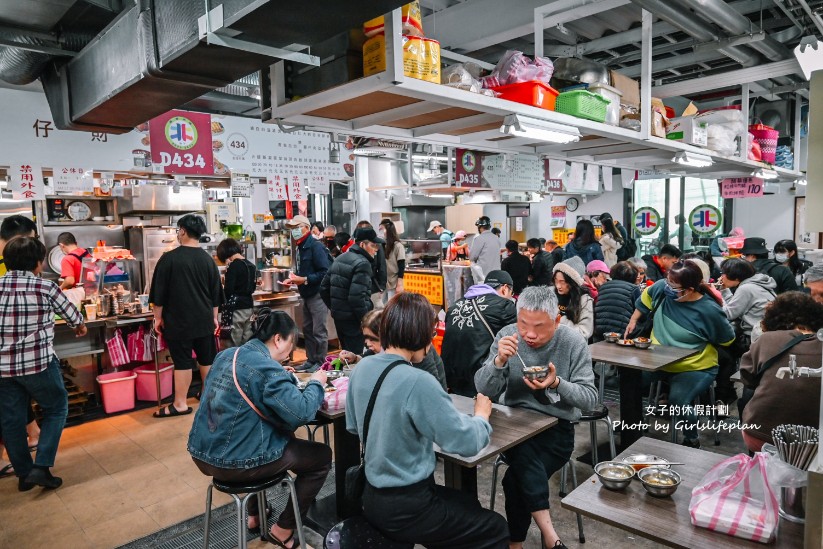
[772,424,819,471]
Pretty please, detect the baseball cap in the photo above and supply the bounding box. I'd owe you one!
[484,270,514,288]
[427,220,442,232]
[586,260,611,275]
[285,215,311,228]
[353,227,378,243]
[454,230,467,239]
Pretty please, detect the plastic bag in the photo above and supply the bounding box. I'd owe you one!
[106,329,130,368]
[127,326,146,363]
[689,453,778,543]
[322,377,349,411]
[762,444,809,489]
[483,50,555,88]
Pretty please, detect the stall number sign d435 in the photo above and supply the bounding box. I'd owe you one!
[149,110,214,175]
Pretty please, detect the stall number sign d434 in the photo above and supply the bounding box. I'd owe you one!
[149,110,214,175]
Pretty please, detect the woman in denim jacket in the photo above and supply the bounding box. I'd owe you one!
[188,309,330,549]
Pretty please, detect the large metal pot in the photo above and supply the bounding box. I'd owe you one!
[260,268,292,293]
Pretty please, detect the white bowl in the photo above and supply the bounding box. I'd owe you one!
[104,216,114,221]
[92,216,105,222]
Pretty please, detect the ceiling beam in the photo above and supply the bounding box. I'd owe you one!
[652,59,804,98]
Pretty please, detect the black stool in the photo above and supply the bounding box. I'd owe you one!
[578,404,617,464]
[203,473,305,549]
[324,516,412,549]
[303,418,332,444]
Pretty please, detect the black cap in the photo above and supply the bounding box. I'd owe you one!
[484,270,514,288]
[740,237,768,255]
[475,215,491,228]
[353,227,378,243]
[599,212,613,222]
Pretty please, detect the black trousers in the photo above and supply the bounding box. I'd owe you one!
[334,318,365,354]
[193,437,331,529]
[502,420,575,542]
[363,475,509,549]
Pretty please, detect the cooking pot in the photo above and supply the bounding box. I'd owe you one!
[260,268,292,293]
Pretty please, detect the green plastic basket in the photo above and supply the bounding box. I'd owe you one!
[555,90,610,123]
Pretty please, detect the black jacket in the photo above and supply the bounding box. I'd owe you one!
[751,258,798,294]
[295,235,330,299]
[550,246,564,266]
[320,245,375,321]
[594,280,641,340]
[642,254,666,282]
[441,290,517,397]
[529,250,554,287]
[372,237,388,293]
[501,252,531,294]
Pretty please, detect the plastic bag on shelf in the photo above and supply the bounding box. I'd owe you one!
[707,125,738,156]
[442,63,483,92]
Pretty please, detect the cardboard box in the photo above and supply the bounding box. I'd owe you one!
[666,116,708,146]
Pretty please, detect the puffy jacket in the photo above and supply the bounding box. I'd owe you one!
[751,258,798,294]
[188,338,324,468]
[320,245,375,321]
[295,234,331,299]
[564,240,603,265]
[529,250,554,286]
[594,280,640,340]
[599,233,622,267]
[441,285,517,397]
[721,274,776,337]
[372,237,388,293]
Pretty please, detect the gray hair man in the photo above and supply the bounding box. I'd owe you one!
[474,286,596,549]
[805,264,823,305]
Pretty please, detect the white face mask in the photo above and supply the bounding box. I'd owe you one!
[312,233,323,240]
[775,253,788,263]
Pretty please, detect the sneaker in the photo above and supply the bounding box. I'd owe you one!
[682,438,701,449]
[24,467,62,489]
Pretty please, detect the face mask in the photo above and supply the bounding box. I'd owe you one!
[291,228,304,240]
[775,253,788,263]
[378,229,385,238]
[312,233,323,240]
[663,284,680,300]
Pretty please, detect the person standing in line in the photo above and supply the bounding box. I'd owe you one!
[379,219,406,302]
[545,239,565,266]
[469,216,501,282]
[597,214,623,267]
[150,214,223,418]
[323,225,342,258]
[501,240,530,295]
[0,237,86,490]
[428,220,453,260]
[310,221,325,240]
[527,238,553,287]
[56,232,90,290]
[563,220,604,265]
[216,238,257,347]
[284,215,331,372]
[356,220,387,309]
[320,227,379,353]
[740,237,798,294]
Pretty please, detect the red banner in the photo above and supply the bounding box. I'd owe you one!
[149,110,214,175]
[455,148,483,187]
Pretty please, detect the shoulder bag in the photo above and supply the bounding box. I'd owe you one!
[345,359,407,514]
[630,294,664,339]
[471,299,497,339]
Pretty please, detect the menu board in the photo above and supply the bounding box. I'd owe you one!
[481,154,544,192]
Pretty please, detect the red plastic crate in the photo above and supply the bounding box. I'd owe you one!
[491,81,559,111]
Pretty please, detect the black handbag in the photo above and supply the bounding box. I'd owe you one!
[345,359,406,514]
[630,295,664,339]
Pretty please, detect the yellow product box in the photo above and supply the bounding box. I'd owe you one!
[364,1,423,37]
[363,33,441,84]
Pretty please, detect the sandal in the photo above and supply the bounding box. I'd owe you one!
[153,405,192,418]
[248,504,273,534]
[266,531,300,549]
[0,463,14,478]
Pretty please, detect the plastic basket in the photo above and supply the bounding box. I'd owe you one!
[491,81,559,110]
[555,90,610,122]
[134,363,174,401]
[97,371,137,414]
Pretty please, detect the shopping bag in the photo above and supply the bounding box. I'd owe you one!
[141,329,155,362]
[322,377,349,411]
[689,453,779,543]
[127,326,145,362]
[106,329,130,368]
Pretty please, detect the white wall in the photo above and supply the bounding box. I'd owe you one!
[565,186,625,227]
[732,191,796,245]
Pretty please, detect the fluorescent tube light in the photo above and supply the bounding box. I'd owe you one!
[500,114,581,144]
[672,151,713,167]
[752,168,779,180]
[795,178,807,186]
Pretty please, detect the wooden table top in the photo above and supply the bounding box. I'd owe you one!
[589,341,699,371]
[434,394,558,468]
[317,407,346,421]
[561,437,804,549]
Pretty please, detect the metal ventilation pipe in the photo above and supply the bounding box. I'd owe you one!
[631,0,759,67]
[680,0,792,60]
[0,31,90,85]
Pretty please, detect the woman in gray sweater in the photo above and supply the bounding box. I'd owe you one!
[475,286,597,549]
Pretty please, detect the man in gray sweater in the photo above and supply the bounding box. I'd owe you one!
[469,215,502,281]
[475,286,596,549]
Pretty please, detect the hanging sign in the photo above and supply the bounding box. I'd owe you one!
[149,110,214,175]
[689,204,722,235]
[286,175,306,200]
[550,205,567,228]
[9,163,45,200]
[720,177,764,199]
[307,175,330,195]
[231,172,251,197]
[455,149,482,187]
[266,174,288,201]
[633,207,661,236]
[53,166,93,193]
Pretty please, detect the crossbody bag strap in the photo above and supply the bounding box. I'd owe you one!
[471,299,496,339]
[757,333,814,379]
[233,348,274,424]
[361,359,407,462]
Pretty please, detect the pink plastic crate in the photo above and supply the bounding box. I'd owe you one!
[134,363,174,401]
[97,371,137,414]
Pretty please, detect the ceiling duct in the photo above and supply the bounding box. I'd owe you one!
[39,0,407,133]
[0,30,91,86]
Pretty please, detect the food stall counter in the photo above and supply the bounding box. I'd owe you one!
[404,240,445,308]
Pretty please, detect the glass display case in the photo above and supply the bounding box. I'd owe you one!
[404,239,442,273]
[80,258,141,316]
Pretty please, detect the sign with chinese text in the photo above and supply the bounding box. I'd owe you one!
[721,177,764,199]
[9,163,45,200]
[455,149,482,187]
[482,154,544,192]
[689,204,722,235]
[53,166,93,193]
[307,175,330,195]
[149,110,214,175]
[231,173,251,198]
[550,205,567,227]
[633,207,661,236]
[266,175,288,201]
[404,272,444,306]
[286,175,306,200]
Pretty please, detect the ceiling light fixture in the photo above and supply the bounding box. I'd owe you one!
[795,177,807,186]
[672,151,713,168]
[428,157,439,170]
[752,168,779,180]
[500,114,581,144]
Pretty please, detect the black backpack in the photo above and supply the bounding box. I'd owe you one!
[616,223,637,261]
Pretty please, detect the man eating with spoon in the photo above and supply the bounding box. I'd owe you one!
[475,286,597,549]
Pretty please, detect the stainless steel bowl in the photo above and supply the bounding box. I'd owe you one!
[522,365,549,381]
[325,369,345,381]
[638,467,681,497]
[594,461,635,490]
[633,339,652,349]
[603,332,620,343]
